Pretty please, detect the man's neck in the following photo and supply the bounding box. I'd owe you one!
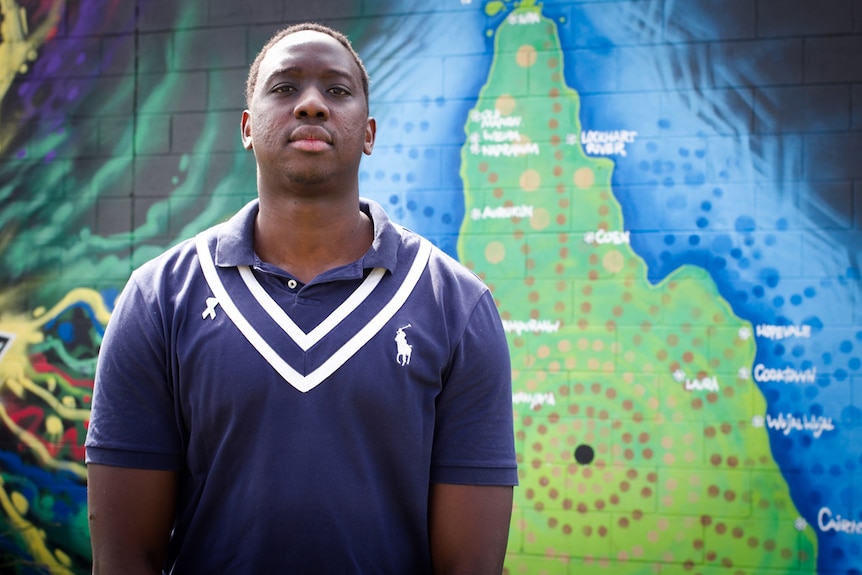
[253,193,373,284]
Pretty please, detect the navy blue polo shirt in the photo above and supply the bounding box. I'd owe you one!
[86,198,517,574]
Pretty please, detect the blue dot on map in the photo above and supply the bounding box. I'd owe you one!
[761,268,780,288]
[734,215,756,233]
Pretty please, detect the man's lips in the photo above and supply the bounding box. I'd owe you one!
[289,126,332,146]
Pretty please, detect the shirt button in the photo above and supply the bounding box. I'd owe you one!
[287,279,298,289]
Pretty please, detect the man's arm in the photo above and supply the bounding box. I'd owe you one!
[87,464,178,575]
[428,483,513,575]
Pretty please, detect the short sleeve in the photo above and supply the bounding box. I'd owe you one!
[430,290,518,486]
[85,272,183,470]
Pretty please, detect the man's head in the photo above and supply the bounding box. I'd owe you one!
[240,22,376,191]
[246,23,370,112]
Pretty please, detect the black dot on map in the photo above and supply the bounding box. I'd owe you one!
[574,444,595,465]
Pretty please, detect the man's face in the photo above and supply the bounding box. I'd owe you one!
[241,31,375,189]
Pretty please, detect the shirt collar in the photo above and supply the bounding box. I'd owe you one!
[214,198,400,274]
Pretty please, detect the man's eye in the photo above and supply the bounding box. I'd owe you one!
[272,84,296,94]
[329,86,350,96]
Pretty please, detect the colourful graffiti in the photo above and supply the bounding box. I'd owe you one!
[0,287,104,572]
[1,0,860,573]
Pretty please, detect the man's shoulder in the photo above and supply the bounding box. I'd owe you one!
[402,229,487,288]
[131,235,201,282]
[391,227,491,314]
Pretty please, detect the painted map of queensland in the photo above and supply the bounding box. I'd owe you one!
[457,7,816,573]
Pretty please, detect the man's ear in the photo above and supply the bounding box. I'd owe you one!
[241,110,253,150]
[364,117,376,156]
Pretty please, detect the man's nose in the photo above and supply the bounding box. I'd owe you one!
[294,88,329,119]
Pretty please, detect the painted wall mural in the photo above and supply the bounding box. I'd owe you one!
[0,0,860,573]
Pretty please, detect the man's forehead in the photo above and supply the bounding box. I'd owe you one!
[258,31,357,83]
[264,30,346,64]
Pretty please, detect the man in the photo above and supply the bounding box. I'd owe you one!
[85,22,517,574]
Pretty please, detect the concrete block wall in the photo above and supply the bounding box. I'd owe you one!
[0,0,859,573]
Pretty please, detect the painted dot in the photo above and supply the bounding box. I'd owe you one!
[574,444,595,464]
[530,208,551,231]
[495,94,516,116]
[520,168,541,192]
[574,167,595,189]
[516,45,538,67]
[485,241,505,264]
[603,250,625,274]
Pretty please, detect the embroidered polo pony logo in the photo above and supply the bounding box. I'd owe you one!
[395,324,413,366]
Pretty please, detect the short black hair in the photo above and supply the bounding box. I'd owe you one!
[245,23,370,111]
